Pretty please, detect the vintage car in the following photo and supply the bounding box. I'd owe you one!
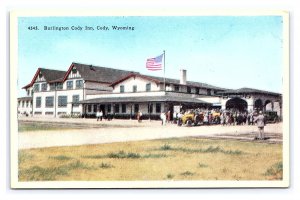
[178,110,204,126]
[264,111,280,123]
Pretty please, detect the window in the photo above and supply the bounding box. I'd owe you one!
[33,84,40,92]
[76,80,83,89]
[50,83,56,91]
[146,83,151,92]
[31,90,33,96]
[72,68,77,74]
[72,95,80,107]
[134,104,139,113]
[121,104,126,113]
[120,85,125,93]
[187,86,191,93]
[133,85,137,93]
[156,103,161,113]
[22,101,25,107]
[58,96,67,107]
[36,97,41,108]
[175,85,179,92]
[195,88,199,94]
[41,83,47,91]
[207,89,211,96]
[26,101,29,107]
[148,104,153,113]
[107,104,111,113]
[45,96,54,108]
[93,105,97,113]
[115,104,120,113]
[45,112,53,115]
[56,83,63,90]
[27,90,30,96]
[38,73,43,78]
[67,81,73,90]
[87,105,92,112]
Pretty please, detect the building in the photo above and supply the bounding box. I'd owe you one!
[20,63,134,117]
[17,96,33,116]
[80,70,223,119]
[18,62,282,119]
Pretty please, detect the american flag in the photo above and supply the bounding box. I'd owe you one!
[146,53,164,71]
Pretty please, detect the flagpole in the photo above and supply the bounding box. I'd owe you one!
[163,50,166,92]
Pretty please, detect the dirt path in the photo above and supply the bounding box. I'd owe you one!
[18,117,283,149]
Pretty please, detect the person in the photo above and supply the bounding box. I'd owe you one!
[160,112,166,125]
[254,111,266,140]
[166,110,171,123]
[96,110,101,121]
[220,113,225,126]
[173,111,177,124]
[137,111,142,122]
[99,110,103,121]
[177,112,183,126]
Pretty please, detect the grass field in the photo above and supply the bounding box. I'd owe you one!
[18,121,139,132]
[18,137,282,181]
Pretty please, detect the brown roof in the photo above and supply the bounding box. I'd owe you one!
[40,68,66,82]
[63,62,137,83]
[218,87,281,96]
[17,96,33,101]
[110,73,225,90]
[22,68,66,89]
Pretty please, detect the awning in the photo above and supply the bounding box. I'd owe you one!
[80,95,211,105]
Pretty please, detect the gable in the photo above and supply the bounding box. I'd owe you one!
[67,66,82,79]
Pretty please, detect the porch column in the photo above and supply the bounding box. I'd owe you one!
[130,104,133,120]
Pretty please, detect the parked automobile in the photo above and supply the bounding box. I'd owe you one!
[178,110,203,126]
[264,111,280,123]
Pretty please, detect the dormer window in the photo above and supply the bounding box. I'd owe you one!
[67,80,73,90]
[33,84,40,92]
[41,83,47,91]
[120,85,125,93]
[56,83,63,90]
[133,85,137,93]
[76,80,83,89]
[146,83,151,92]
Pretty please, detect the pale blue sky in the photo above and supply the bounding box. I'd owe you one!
[18,16,283,96]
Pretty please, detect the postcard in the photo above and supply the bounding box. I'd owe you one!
[10,9,289,188]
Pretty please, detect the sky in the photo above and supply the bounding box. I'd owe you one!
[17,16,284,97]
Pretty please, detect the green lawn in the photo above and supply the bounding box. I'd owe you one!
[18,120,138,132]
[18,137,283,181]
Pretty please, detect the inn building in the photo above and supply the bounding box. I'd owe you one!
[18,62,282,119]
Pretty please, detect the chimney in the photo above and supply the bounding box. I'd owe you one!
[180,69,187,85]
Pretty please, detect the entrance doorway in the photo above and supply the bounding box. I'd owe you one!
[226,97,248,112]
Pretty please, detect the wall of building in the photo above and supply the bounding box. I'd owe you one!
[220,94,281,114]
[112,77,161,93]
[18,100,33,116]
[84,102,165,117]
[86,91,166,99]
[32,89,84,117]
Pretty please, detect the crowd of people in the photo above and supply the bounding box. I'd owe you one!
[169,108,262,126]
